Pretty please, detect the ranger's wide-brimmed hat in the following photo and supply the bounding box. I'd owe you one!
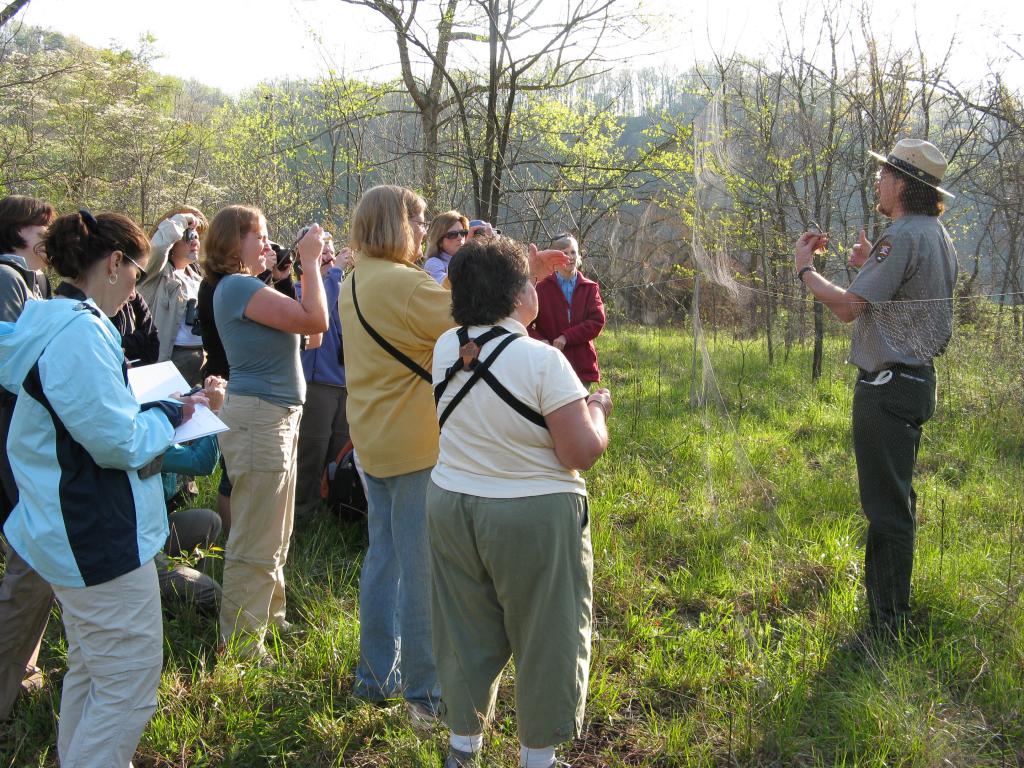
[869,138,955,198]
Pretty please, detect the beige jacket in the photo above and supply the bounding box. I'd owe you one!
[338,255,454,477]
[138,216,199,362]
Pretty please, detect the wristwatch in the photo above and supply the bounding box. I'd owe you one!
[797,265,816,282]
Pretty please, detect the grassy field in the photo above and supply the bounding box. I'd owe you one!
[2,322,1023,767]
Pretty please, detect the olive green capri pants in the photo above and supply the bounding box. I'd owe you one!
[426,482,593,748]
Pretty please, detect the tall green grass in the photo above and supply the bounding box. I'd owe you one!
[2,325,1021,766]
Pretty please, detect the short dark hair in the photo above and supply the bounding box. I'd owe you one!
[448,238,530,326]
[893,169,945,216]
[45,211,150,279]
[0,195,56,254]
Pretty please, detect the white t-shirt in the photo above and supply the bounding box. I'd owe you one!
[430,317,588,498]
[173,267,203,347]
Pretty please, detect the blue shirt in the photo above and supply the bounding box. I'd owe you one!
[296,267,346,387]
[424,253,452,284]
[556,272,578,319]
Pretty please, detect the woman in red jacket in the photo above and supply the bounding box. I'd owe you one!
[528,234,606,386]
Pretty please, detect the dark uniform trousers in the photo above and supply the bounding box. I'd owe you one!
[851,364,936,632]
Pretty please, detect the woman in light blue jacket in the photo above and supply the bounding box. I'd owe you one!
[0,210,190,768]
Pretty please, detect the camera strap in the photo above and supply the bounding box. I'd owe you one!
[349,273,431,383]
[434,326,547,430]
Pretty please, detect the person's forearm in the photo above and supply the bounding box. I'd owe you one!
[800,270,865,323]
[298,269,329,331]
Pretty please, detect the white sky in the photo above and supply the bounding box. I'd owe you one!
[13,0,1023,94]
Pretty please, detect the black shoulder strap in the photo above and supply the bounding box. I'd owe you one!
[436,328,547,430]
[473,362,548,429]
[434,326,509,404]
[350,272,431,383]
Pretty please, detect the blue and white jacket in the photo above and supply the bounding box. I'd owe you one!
[0,288,180,588]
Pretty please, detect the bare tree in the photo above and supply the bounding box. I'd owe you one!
[336,0,462,207]
[337,0,644,216]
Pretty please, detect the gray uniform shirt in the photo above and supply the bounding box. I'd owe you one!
[847,215,958,373]
[214,274,305,407]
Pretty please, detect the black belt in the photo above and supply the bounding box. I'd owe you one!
[858,362,934,380]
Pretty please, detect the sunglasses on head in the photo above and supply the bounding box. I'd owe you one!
[443,230,470,240]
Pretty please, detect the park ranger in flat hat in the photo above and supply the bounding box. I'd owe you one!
[792,138,959,640]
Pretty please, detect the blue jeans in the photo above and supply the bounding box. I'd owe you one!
[354,467,440,709]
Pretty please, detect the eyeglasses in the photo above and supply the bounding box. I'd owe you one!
[409,218,428,230]
[123,253,148,281]
[443,230,469,240]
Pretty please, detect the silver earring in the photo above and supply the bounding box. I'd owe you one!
[108,272,118,285]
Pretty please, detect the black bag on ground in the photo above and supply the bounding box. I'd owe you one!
[321,439,367,521]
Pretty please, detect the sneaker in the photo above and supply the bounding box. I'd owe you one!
[444,747,480,768]
[406,700,439,736]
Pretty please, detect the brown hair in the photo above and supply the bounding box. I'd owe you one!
[148,205,209,238]
[424,210,469,260]
[44,210,149,280]
[448,238,530,326]
[202,205,262,276]
[894,171,946,216]
[349,185,426,264]
[0,195,56,255]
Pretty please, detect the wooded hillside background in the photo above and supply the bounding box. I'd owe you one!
[1,2,1021,351]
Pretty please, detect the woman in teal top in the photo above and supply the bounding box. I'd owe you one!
[203,205,328,662]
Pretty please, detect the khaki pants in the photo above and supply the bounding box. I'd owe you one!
[426,484,593,748]
[53,559,163,768]
[0,541,54,719]
[217,393,302,656]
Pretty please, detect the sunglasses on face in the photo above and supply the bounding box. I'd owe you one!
[124,253,147,281]
[443,230,470,240]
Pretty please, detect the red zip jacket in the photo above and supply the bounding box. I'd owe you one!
[528,270,606,384]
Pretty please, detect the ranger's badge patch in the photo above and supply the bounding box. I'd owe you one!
[875,239,892,263]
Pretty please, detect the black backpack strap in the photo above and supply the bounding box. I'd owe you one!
[350,272,431,383]
[475,366,548,429]
[434,326,509,404]
[437,329,547,430]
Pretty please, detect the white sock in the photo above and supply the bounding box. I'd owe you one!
[450,733,483,753]
[520,745,556,768]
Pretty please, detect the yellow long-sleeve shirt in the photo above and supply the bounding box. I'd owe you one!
[338,255,455,478]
